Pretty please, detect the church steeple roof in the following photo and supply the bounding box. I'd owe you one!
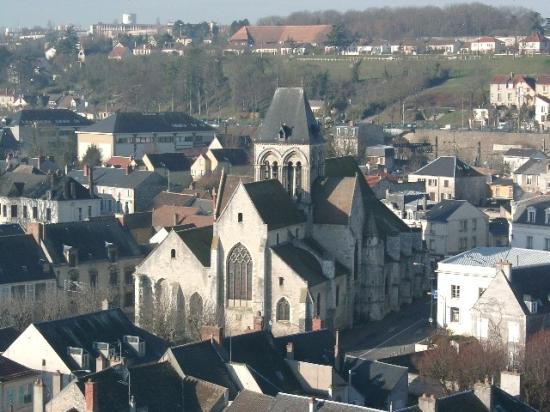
[256,88,323,144]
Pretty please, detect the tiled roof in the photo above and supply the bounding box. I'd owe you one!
[0,128,20,150]
[143,152,192,171]
[0,327,20,352]
[41,216,143,264]
[0,234,55,285]
[0,355,34,381]
[256,88,323,144]
[273,329,335,365]
[9,109,92,127]
[426,200,468,222]
[151,191,196,208]
[513,157,549,175]
[69,167,166,189]
[224,390,274,412]
[32,309,168,372]
[272,243,327,286]
[169,340,240,399]
[412,156,482,178]
[503,147,546,158]
[0,173,93,200]
[269,393,384,412]
[221,331,302,396]
[313,177,357,225]
[78,112,214,134]
[441,247,550,268]
[175,225,213,267]
[0,223,24,237]
[513,195,550,225]
[243,180,306,230]
[489,218,509,237]
[214,174,253,219]
[209,148,249,166]
[521,32,547,43]
[509,265,550,314]
[230,25,332,45]
[436,390,487,412]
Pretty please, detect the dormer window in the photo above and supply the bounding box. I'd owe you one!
[527,207,536,223]
[279,124,292,140]
[546,209,550,224]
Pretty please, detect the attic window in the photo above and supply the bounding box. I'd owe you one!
[238,213,243,223]
[527,207,536,223]
[171,249,176,259]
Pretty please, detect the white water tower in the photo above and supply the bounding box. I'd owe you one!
[122,13,136,25]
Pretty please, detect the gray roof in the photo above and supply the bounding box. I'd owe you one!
[441,247,550,268]
[0,234,55,285]
[9,109,92,127]
[143,152,192,171]
[210,148,249,166]
[412,156,482,178]
[0,223,24,237]
[0,128,20,151]
[32,309,168,373]
[426,200,468,222]
[503,147,547,159]
[78,112,214,134]
[69,168,166,189]
[488,218,509,237]
[272,243,327,286]
[269,393,384,412]
[256,88,323,144]
[273,330,335,365]
[0,173,93,200]
[175,225,213,267]
[224,390,274,412]
[41,217,143,264]
[513,195,550,225]
[513,157,550,175]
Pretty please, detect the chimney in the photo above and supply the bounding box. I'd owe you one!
[70,181,76,199]
[312,317,325,331]
[286,342,294,360]
[125,164,132,175]
[37,155,45,171]
[496,260,512,281]
[129,395,137,412]
[83,164,89,177]
[253,312,263,331]
[309,397,316,412]
[500,370,522,397]
[418,394,436,412]
[88,166,94,197]
[474,379,493,411]
[27,222,45,244]
[200,325,224,345]
[101,299,110,311]
[334,329,341,372]
[96,354,109,372]
[85,380,99,412]
[33,379,44,412]
[52,371,62,397]
[106,243,117,262]
[174,212,179,226]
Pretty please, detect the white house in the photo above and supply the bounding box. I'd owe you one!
[436,247,550,335]
[502,147,547,173]
[470,36,505,54]
[519,32,550,55]
[535,95,550,130]
[510,195,550,250]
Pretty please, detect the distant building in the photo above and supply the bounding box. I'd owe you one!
[502,147,546,173]
[510,195,550,250]
[519,32,550,55]
[426,38,463,54]
[489,74,536,108]
[513,157,550,194]
[470,36,505,54]
[535,95,550,130]
[108,42,133,60]
[365,145,395,173]
[76,112,215,160]
[408,156,488,205]
[332,122,386,159]
[190,148,249,180]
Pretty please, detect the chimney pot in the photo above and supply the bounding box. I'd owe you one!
[286,342,294,360]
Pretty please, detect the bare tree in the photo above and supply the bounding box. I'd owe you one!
[519,330,550,411]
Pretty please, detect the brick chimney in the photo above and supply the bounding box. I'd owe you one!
[27,222,45,244]
[312,317,325,331]
[200,325,224,345]
[85,380,99,412]
[83,164,89,177]
[286,342,294,360]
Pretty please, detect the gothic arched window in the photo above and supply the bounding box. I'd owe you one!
[272,161,278,180]
[276,298,290,321]
[295,162,302,192]
[263,161,271,180]
[227,243,253,303]
[286,161,294,194]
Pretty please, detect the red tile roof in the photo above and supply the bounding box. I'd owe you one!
[537,74,550,85]
[521,32,547,43]
[230,25,332,46]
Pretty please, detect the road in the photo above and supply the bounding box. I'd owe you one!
[342,298,433,360]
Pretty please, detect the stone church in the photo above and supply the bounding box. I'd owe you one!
[134,88,427,338]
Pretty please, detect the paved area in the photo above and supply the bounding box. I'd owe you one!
[342,298,434,360]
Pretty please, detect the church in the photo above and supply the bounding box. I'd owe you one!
[134,88,427,338]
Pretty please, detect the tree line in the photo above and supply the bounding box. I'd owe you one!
[257,4,544,41]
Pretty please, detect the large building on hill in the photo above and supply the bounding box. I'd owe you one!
[134,88,427,338]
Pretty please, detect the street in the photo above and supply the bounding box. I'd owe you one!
[342,298,433,360]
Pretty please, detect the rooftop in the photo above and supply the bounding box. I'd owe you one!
[441,247,550,268]
[69,167,165,189]
[272,243,328,286]
[411,156,482,178]
[426,200,470,222]
[0,173,93,200]
[9,109,92,127]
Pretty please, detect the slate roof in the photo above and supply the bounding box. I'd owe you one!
[143,152,192,171]
[313,177,357,225]
[78,112,213,134]
[256,88,323,144]
[513,158,550,175]
[441,247,550,268]
[0,223,24,237]
[32,309,168,372]
[513,195,550,225]
[344,357,408,410]
[0,234,55,285]
[41,217,143,264]
[169,340,240,399]
[151,191,196,208]
[509,265,550,314]
[492,385,537,411]
[0,173,93,200]
[412,156,482,178]
[426,200,468,222]
[9,109,92,127]
[272,243,327,286]
[273,329,335,365]
[210,148,249,165]
[488,218,509,237]
[0,327,20,352]
[221,331,302,396]
[224,390,274,412]
[0,355,34,381]
[215,174,254,219]
[243,180,306,229]
[436,390,487,412]
[0,128,20,151]
[175,225,213,267]
[269,393,384,412]
[69,167,166,189]
[503,148,546,158]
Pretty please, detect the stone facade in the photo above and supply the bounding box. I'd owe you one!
[134,88,427,338]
